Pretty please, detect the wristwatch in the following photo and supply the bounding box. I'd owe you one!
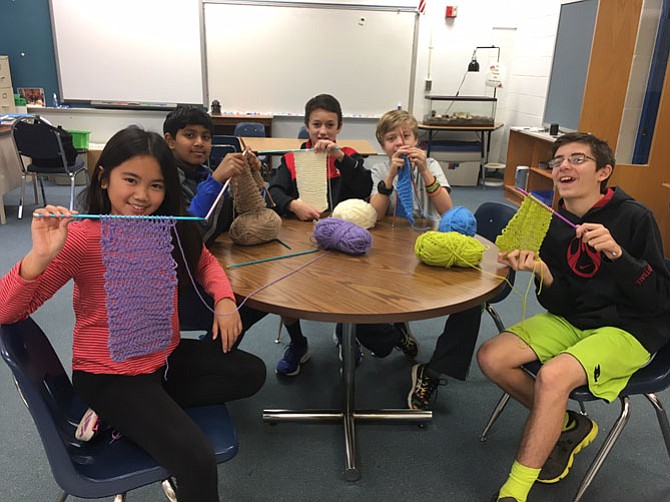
[377,180,394,196]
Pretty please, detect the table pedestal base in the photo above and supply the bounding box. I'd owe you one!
[261,323,432,481]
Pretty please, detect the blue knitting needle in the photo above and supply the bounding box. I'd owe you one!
[33,213,206,221]
[256,146,340,155]
[227,249,319,269]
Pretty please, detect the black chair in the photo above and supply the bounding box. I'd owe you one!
[233,122,265,138]
[480,258,670,502]
[0,317,239,501]
[11,116,88,219]
[209,135,242,169]
[474,202,518,332]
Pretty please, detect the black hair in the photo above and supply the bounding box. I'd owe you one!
[79,126,203,292]
[550,132,615,193]
[304,94,343,127]
[163,104,214,138]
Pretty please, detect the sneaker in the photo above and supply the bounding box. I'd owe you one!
[489,494,519,502]
[275,341,310,376]
[537,410,598,483]
[332,330,363,367]
[75,407,103,442]
[407,363,445,410]
[394,322,419,360]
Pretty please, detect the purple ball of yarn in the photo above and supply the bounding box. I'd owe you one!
[312,218,373,255]
[438,206,477,236]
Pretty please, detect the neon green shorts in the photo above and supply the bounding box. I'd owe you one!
[507,313,650,402]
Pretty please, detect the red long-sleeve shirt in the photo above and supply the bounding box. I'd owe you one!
[0,219,234,375]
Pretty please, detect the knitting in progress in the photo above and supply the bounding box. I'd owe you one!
[394,157,415,225]
[229,162,282,245]
[495,195,552,254]
[101,217,178,362]
[294,150,328,211]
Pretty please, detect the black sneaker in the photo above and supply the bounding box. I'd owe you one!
[407,363,445,410]
[489,494,519,502]
[538,410,598,483]
[395,322,419,360]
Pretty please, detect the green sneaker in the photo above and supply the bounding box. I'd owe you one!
[538,410,598,483]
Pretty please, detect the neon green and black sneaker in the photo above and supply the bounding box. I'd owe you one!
[538,410,598,483]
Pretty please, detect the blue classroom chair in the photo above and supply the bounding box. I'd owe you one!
[0,317,239,501]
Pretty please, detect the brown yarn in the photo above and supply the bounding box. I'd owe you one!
[229,209,282,245]
[229,162,282,245]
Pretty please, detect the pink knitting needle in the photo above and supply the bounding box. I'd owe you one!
[517,187,577,229]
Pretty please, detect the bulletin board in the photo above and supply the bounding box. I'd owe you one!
[203,1,418,116]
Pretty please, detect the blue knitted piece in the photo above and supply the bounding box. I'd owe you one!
[438,206,477,236]
[101,217,178,362]
[395,157,415,225]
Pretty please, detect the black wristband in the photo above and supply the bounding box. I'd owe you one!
[377,180,394,196]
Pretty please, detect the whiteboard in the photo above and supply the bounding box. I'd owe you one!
[203,1,418,116]
[50,0,204,104]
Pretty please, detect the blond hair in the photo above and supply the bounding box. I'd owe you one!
[375,109,419,146]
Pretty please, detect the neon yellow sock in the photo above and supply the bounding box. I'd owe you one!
[562,411,575,432]
[498,460,541,502]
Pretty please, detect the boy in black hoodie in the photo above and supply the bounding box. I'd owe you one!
[478,132,670,502]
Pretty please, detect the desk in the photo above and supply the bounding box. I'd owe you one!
[209,114,273,137]
[0,125,23,224]
[418,123,503,185]
[240,137,379,156]
[209,218,506,479]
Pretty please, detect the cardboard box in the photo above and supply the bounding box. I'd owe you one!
[440,161,480,186]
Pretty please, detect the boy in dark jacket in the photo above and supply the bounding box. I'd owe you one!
[478,132,670,502]
[163,105,267,344]
[269,94,417,376]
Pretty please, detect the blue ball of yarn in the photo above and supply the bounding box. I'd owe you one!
[312,218,373,255]
[438,206,477,236]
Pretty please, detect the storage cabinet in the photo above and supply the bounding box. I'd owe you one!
[503,128,556,206]
[0,56,15,114]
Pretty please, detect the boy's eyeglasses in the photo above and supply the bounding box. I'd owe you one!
[548,153,596,169]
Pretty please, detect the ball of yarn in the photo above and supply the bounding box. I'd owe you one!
[438,206,477,236]
[229,208,282,245]
[312,217,373,255]
[332,198,377,229]
[415,231,484,268]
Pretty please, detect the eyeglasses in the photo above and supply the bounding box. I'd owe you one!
[548,153,596,169]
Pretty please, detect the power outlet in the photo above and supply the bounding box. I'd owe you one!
[424,79,432,92]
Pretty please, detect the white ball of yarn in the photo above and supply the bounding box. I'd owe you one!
[332,198,377,229]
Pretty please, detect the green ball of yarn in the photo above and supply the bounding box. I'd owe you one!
[414,231,485,268]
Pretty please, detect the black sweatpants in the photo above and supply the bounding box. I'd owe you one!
[72,338,266,502]
[427,305,483,380]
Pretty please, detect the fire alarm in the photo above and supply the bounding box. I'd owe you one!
[446,6,458,18]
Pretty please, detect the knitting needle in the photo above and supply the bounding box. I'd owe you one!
[255,146,340,156]
[275,238,292,249]
[517,187,577,229]
[205,178,231,221]
[32,213,206,221]
[227,249,319,269]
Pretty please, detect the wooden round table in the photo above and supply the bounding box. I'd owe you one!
[209,217,507,480]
